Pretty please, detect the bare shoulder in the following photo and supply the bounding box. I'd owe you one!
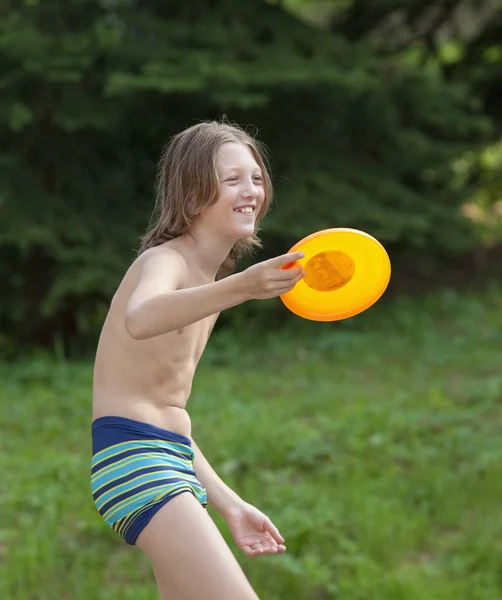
[124,244,191,314]
[137,244,189,286]
[139,244,189,269]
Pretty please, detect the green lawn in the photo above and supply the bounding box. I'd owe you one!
[1,283,502,600]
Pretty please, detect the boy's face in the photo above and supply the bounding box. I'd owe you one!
[197,142,265,241]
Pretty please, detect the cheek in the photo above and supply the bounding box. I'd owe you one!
[218,185,236,204]
[224,188,238,210]
[209,191,228,215]
[258,189,266,209]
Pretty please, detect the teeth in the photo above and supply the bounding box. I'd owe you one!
[235,207,254,213]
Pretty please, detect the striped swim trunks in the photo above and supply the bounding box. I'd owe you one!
[91,416,207,545]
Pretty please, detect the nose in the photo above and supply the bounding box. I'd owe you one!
[241,178,258,199]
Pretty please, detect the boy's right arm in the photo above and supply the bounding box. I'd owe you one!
[125,250,305,340]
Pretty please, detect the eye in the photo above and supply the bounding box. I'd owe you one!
[253,175,263,183]
[226,177,238,182]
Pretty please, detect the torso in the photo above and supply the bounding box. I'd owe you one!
[92,244,219,437]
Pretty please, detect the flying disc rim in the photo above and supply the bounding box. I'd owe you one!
[280,228,391,321]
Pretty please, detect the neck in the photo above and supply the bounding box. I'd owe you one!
[178,229,235,281]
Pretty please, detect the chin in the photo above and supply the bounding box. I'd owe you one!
[226,222,254,239]
[235,227,255,240]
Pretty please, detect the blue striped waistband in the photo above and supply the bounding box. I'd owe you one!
[92,415,192,455]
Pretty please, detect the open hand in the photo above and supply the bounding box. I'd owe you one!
[226,503,286,557]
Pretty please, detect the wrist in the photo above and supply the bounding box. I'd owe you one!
[208,486,247,520]
[220,498,248,521]
[229,271,251,303]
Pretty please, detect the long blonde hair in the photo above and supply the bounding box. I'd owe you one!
[139,120,273,278]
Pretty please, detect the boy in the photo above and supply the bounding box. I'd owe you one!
[91,121,304,599]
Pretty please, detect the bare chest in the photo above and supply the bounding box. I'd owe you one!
[169,314,217,363]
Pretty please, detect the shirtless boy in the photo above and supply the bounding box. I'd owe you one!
[91,121,305,599]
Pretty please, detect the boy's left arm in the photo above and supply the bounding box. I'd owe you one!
[190,436,244,517]
[191,437,286,556]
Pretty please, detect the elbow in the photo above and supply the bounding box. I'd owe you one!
[124,310,146,340]
[125,307,175,339]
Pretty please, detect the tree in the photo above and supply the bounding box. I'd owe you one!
[0,0,493,352]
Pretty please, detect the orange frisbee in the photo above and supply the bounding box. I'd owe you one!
[280,228,391,321]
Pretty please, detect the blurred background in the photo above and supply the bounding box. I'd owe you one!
[1,1,501,599]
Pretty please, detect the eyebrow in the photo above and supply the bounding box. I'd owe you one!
[221,165,262,174]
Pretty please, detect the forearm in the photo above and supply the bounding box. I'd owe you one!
[125,272,248,340]
[190,437,245,518]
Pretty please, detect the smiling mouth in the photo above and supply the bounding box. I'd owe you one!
[233,207,255,215]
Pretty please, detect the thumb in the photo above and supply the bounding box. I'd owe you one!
[264,518,284,544]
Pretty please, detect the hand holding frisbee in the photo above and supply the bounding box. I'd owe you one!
[241,252,305,299]
[280,228,391,321]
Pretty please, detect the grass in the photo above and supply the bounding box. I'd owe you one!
[1,282,502,599]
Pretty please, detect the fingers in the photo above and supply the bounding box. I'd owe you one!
[276,270,304,294]
[269,251,305,268]
[243,542,287,557]
[242,544,263,556]
[264,519,285,544]
[246,251,305,299]
[260,542,286,554]
[275,264,303,281]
